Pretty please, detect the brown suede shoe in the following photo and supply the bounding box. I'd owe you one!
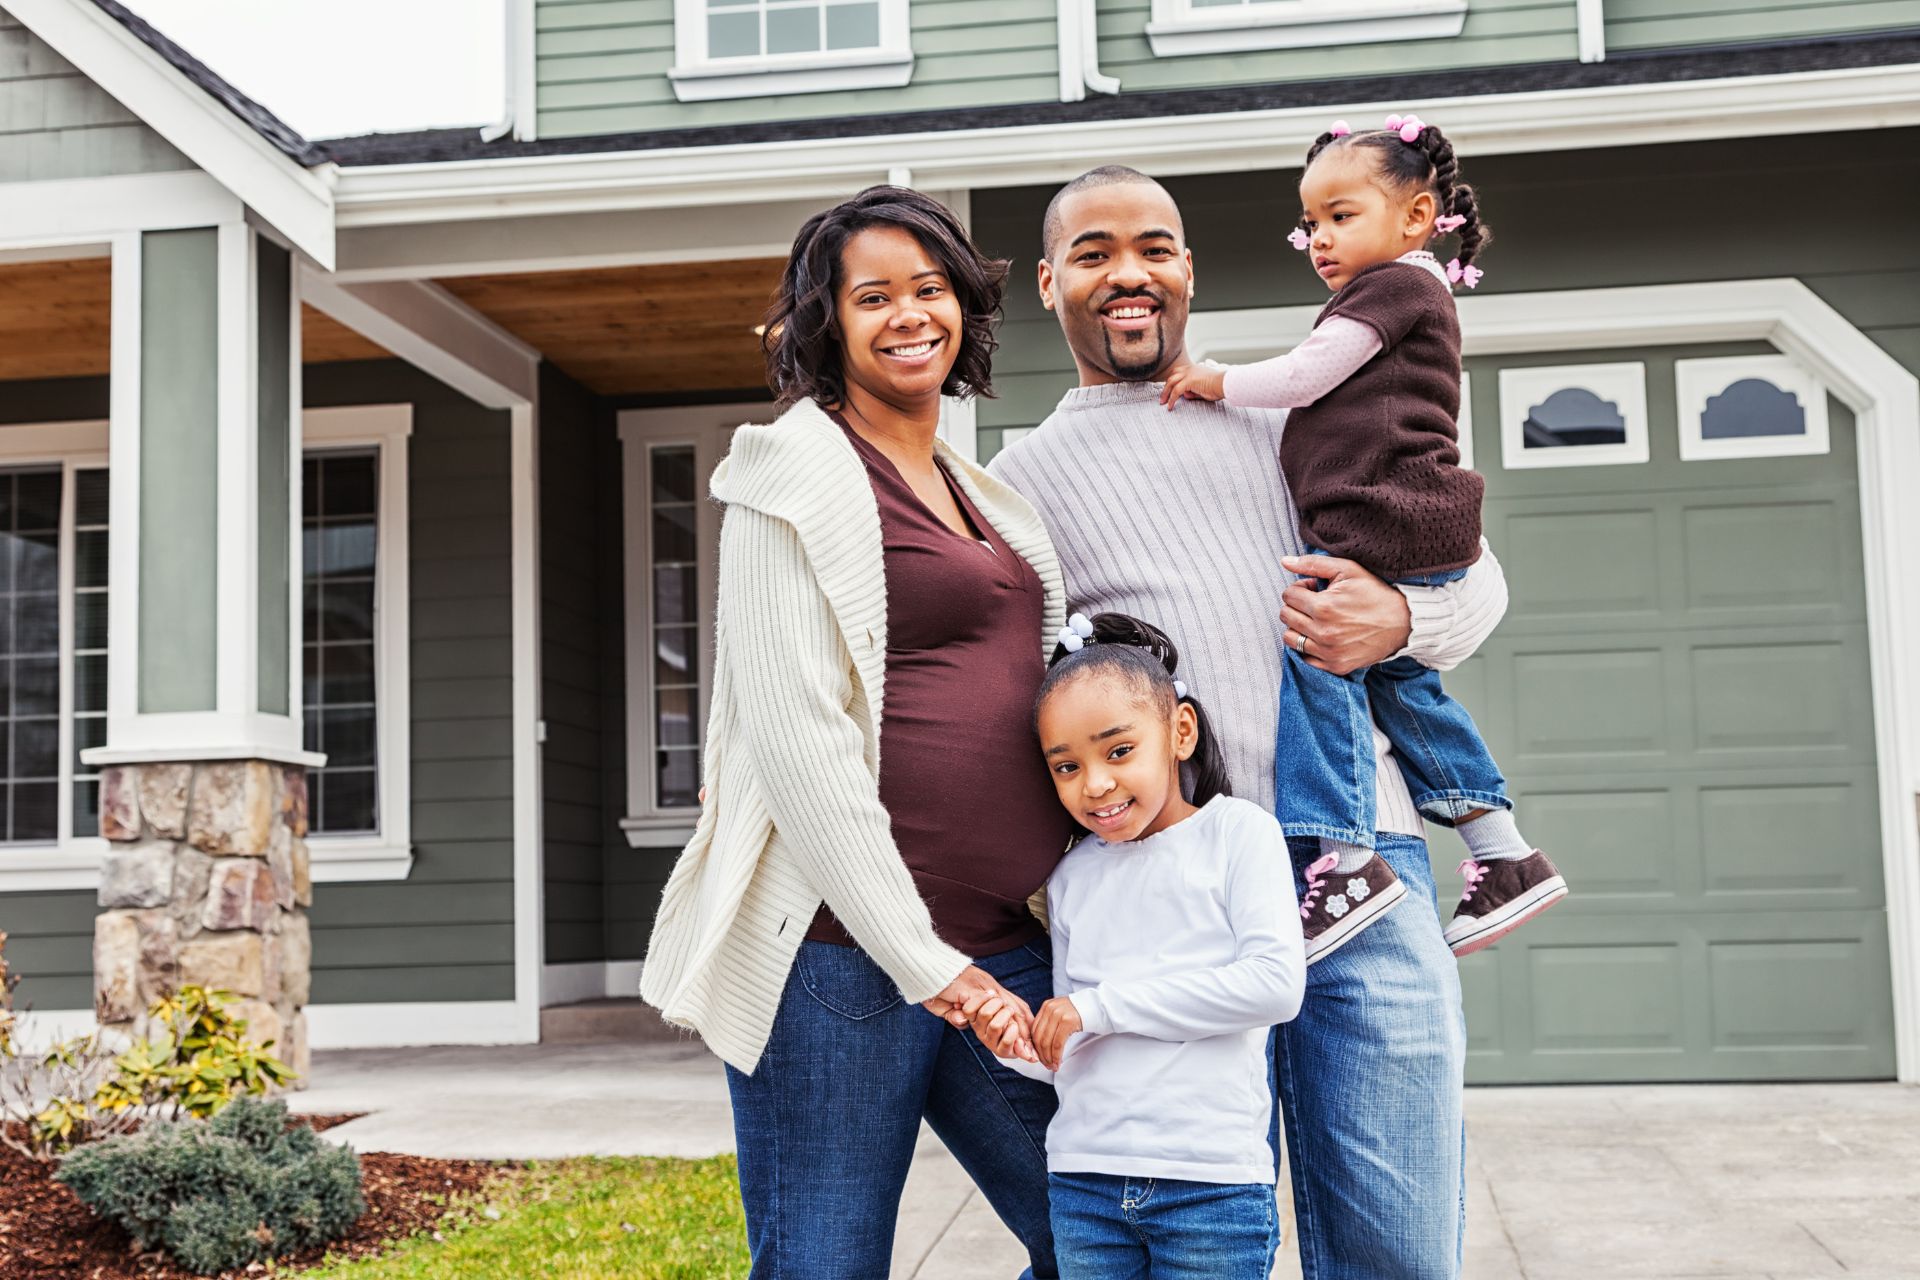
[1299,852,1407,965]
[1445,851,1569,957]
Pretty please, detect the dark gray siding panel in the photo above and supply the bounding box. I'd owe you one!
[539,363,617,965]
[304,360,517,1004]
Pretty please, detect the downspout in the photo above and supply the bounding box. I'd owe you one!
[1575,0,1605,64]
[482,0,538,142]
[1058,0,1119,102]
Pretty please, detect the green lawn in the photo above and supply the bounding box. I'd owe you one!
[300,1155,749,1280]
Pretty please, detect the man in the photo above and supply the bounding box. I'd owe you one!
[988,165,1507,1280]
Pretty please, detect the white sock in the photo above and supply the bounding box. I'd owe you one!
[1321,838,1373,875]
[1458,809,1532,863]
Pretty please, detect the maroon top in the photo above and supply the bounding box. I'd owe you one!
[807,421,1070,958]
[1282,261,1484,578]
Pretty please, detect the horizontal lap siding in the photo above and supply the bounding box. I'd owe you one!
[0,7,193,181]
[1094,0,1578,93]
[533,0,1058,138]
[304,361,518,1004]
[971,128,1920,460]
[1604,0,1920,52]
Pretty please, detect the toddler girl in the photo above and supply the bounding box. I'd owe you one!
[966,611,1304,1279]
[1161,116,1567,961]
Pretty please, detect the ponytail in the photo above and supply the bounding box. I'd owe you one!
[1038,612,1232,808]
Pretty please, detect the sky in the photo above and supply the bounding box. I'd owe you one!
[126,0,506,140]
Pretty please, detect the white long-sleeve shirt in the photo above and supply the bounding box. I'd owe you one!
[1000,796,1305,1185]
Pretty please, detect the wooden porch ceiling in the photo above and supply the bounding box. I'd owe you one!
[0,257,388,381]
[439,258,785,398]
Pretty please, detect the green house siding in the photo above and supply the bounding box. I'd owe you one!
[1094,0,1577,94]
[534,0,1059,138]
[1604,0,1920,53]
[0,7,193,182]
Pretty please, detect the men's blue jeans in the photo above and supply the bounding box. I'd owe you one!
[725,937,1058,1279]
[1276,833,1467,1280]
[1049,1171,1277,1279]
[1275,561,1509,845]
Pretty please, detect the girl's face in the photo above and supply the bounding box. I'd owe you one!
[834,225,964,412]
[1039,672,1199,843]
[1297,145,1438,292]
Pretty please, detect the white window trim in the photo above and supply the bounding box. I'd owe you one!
[616,405,751,849]
[1145,0,1468,57]
[301,405,414,882]
[1458,369,1475,471]
[1675,354,1830,463]
[1498,361,1649,471]
[668,0,913,102]
[0,422,111,892]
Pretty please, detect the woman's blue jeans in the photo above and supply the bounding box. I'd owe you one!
[726,937,1059,1279]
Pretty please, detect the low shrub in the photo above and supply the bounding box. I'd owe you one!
[57,1096,365,1275]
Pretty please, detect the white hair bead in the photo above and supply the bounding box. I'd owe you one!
[1174,680,1188,699]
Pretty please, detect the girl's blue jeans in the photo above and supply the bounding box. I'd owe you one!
[1276,557,1510,846]
[725,937,1059,1279]
[1048,1171,1279,1278]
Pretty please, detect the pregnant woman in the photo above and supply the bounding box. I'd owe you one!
[641,186,1069,1279]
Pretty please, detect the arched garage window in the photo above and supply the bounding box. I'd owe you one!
[1498,362,1649,470]
[1674,355,1830,461]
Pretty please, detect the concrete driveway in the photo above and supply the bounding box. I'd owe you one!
[294,1042,1920,1279]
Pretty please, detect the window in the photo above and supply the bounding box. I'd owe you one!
[617,405,744,846]
[1674,355,1830,462]
[299,405,412,881]
[1145,0,1469,57]
[669,0,912,102]
[1498,362,1649,470]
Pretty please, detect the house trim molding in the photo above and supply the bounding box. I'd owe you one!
[1190,276,1920,1084]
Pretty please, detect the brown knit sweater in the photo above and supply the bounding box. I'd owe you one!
[1280,260,1484,578]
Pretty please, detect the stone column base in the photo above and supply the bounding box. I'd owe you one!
[93,761,313,1085]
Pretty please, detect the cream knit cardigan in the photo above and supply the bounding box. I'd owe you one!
[639,398,1066,1074]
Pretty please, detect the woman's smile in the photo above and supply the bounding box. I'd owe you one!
[878,335,943,366]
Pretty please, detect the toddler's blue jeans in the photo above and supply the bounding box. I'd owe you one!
[1049,1170,1279,1279]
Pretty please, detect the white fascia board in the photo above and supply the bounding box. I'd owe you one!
[331,61,1920,229]
[0,171,241,248]
[6,0,337,269]
[298,269,541,409]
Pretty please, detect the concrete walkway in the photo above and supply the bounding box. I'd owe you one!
[294,1043,1920,1279]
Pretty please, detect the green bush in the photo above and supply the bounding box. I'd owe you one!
[56,1097,365,1275]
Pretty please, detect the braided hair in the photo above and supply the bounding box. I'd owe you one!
[1303,122,1492,267]
[1036,613,1232,809]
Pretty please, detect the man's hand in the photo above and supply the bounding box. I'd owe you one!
[1031,997,1084,1071]
[1160,362,1228,407]
[1279,554,1413,676]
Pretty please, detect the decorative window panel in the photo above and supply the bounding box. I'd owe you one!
[1498,363,1650,470]
[650,445,702,811]
[71,468,108,837]
[706,0,883,57]
[303,450,379,836]
[1674,355,1830,462]
[670,0,911,101]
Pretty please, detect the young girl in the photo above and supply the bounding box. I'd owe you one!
[1161,115,1568,961]
[966,612,1304,1279]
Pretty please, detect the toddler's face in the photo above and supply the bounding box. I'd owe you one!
[1297,147,1437,292]
[1038,673,1197,843]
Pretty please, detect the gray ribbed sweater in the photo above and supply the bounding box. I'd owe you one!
[988,382,1509,837]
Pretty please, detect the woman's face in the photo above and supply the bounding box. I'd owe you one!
[834,225,964,411]
[1039,671,1198,843]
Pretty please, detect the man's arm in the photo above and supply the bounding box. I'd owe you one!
[1278,538,1508,676]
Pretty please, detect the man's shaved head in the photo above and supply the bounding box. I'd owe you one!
[1043,165,1176,260]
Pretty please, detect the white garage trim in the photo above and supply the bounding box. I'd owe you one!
[1189,277,1920,1083]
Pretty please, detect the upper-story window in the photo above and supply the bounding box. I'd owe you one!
[1145,0,1470,57]
[669,0,913,102]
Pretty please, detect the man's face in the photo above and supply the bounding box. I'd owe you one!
[1039,184,1194,386]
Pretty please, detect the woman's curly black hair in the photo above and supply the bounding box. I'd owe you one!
[1304,122,1492,267]
[763,185,1010,411]
[1037,613,1233,810]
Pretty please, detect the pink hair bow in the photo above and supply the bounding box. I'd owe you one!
[1446,258,1483,289]
[1329,119,1351,137]
[1385,112,1425,143]
[1434,214,1466,233]
[1287,227,1311,252]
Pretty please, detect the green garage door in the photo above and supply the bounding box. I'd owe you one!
[1430,343,1897,1084]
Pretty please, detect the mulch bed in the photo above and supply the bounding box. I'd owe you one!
[0,1115,508,1279]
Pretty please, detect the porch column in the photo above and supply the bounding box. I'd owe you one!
[86,223,317,1078]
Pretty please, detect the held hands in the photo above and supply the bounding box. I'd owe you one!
[1279,554,1414,676]
[1160,363,1228,408]
[958,993,1084,1071]
[924,967,1036,1061]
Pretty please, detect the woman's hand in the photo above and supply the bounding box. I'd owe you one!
[1031,997,1084,1071]
[1279,554,1413,675]
[1160,362,1228,407]
[925,966,1033,1049]
[959,993,1039,1062]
